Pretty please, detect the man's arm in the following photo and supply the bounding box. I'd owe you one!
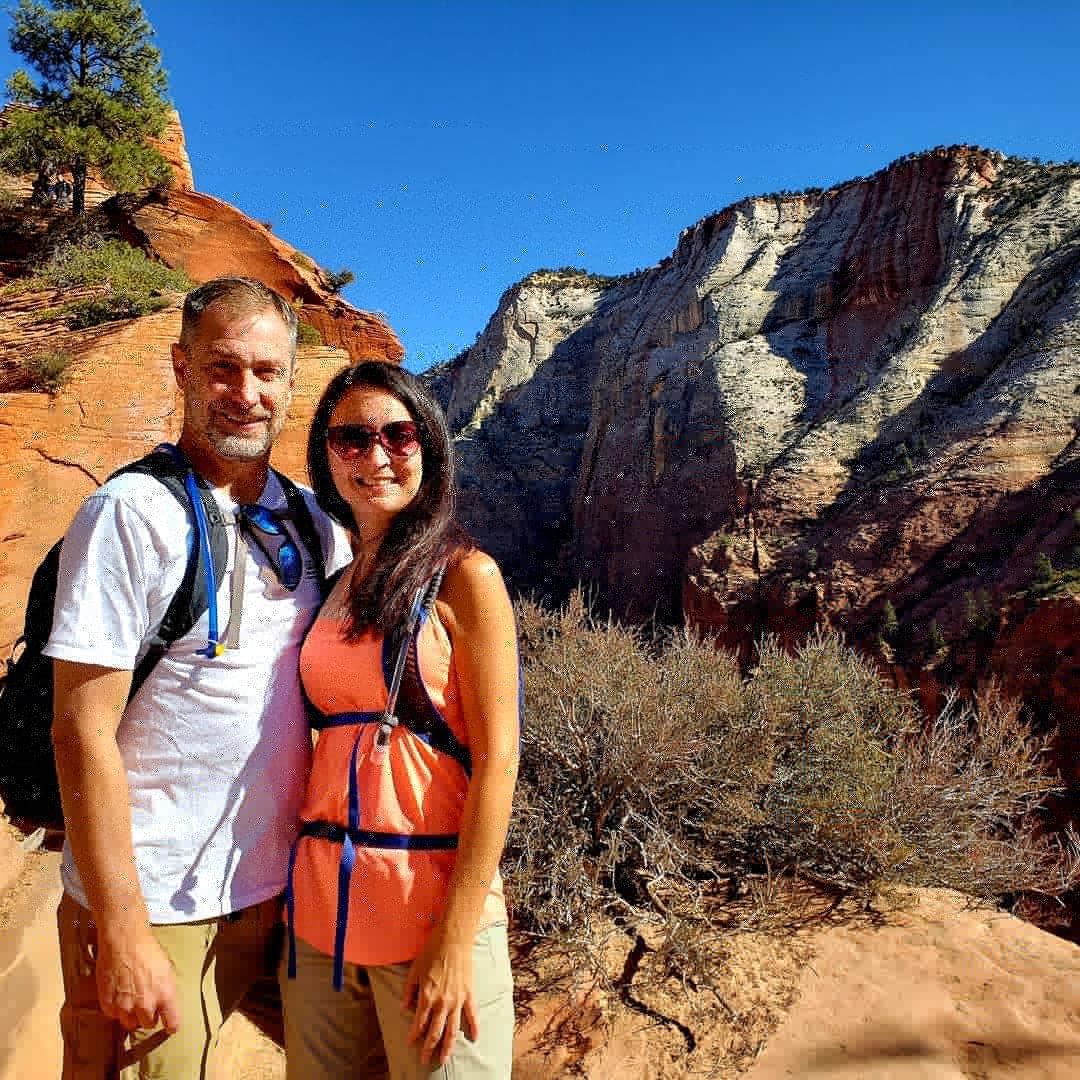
[52,659,180,1034]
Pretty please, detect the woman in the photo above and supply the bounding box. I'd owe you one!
[281,362,519,1078]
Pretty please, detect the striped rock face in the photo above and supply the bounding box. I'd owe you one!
[430,147,1080,712]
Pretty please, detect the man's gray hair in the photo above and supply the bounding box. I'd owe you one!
[179,277,299,359]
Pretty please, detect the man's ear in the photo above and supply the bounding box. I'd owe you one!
[171,342,187,389]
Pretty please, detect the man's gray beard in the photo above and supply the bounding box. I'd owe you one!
[210,431,273,460]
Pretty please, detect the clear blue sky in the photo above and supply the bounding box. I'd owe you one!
[2,1,1077,371]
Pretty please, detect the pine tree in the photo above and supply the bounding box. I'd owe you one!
[0,0,172,215]
[881,599,899,639]
[1033,552,1054,588]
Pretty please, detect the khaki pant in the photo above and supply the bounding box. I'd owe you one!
[57,893,282,1080]
[280,925,514,1079]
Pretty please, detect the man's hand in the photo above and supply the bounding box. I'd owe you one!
[53,660,179,1034]
[96,921,181,1034]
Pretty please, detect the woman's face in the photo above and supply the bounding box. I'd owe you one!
[325,386,424,541]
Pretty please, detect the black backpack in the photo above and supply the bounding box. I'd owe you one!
[0,443,324,830]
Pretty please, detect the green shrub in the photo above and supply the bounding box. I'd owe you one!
[506,596,1076,985]
[1033,552,1055,587]
[325,267,355,292]
[963,589,994,634]
[296,320,323,346]
[881,599,899,639]
[0,171,20,211]
[745,632,917,887]
[6,239,192,328]
[21,348,75,392]
[528,266,617,288]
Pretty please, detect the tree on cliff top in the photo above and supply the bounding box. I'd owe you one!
[0,0,172,215]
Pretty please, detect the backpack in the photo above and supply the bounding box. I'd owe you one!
[0,443,325,830]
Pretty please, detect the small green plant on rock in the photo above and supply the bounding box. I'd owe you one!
[9,238,192,328]
[963,589,994,634]
[1033,552,1055,588]
[325,267,355,292]
[296,321,323,346]
[0,171,20,211]
[881,599,899,640]
[22,348,75,392]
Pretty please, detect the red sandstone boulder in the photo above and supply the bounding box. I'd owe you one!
[99,188,402,363]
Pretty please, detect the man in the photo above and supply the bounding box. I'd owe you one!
[47,277,347,1079]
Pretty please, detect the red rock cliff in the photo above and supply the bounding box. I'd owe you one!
[433,147,1080,730]
[0,115,403,656]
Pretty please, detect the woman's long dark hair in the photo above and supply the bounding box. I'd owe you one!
[307,361,472,637]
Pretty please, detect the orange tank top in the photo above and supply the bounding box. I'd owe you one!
[286,603,506,977]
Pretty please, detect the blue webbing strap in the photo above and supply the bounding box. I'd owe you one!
[328,726,367,990]
[182,468,221,658]
[301,820,459,849]
[332,833,356,991]
[285,837,300,979]
[310,710,385,730]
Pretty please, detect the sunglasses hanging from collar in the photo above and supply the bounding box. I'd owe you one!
[236,505,303,591]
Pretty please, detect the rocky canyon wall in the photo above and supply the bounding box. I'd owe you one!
[430,147,1080,733]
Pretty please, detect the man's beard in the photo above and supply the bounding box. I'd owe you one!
[206,409,281,460]
[211,431,274,459]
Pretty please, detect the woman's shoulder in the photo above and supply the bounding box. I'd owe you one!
[445,547,502,582]
[436,549,511,635]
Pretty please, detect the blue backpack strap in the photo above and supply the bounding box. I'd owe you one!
[374,565,471,775]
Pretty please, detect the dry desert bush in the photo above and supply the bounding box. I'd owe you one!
[506,593,1078,988]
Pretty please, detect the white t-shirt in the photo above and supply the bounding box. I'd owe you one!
[44,469,350,923]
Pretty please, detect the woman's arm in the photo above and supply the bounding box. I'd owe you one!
[402,549,520,1065]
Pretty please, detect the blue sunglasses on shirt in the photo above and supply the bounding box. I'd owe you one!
[237,505,303,592]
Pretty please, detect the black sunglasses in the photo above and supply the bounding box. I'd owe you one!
[326,420,420,461]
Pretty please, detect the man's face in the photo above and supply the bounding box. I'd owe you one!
[171,303,295,462]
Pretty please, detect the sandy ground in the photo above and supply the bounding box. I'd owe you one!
[0,828,282,1080]
[0,839,63,1080]
[3,821,1080,1079]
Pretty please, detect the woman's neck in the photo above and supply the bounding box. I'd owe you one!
[349,528,388,584]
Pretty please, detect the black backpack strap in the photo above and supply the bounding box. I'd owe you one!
[274,470,327,597]
[324,565,347,596]
[114,445,229,697]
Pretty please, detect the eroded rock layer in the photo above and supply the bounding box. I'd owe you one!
[0,114,403,655]
[431,147,1080,720]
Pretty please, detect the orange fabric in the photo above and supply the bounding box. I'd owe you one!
[291,611,506,966]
